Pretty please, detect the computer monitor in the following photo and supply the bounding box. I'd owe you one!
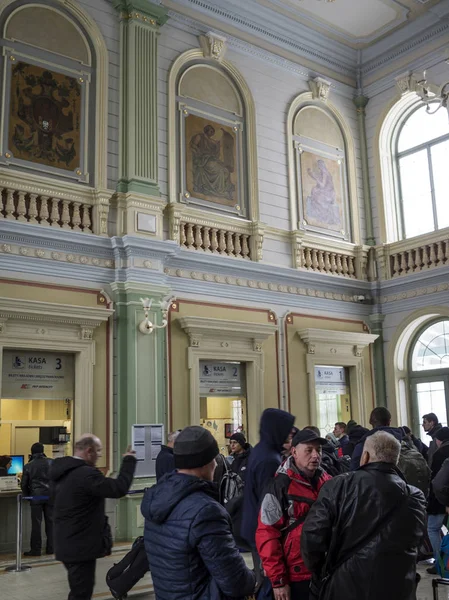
[7,455,24,475]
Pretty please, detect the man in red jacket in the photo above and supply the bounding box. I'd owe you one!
[256,429,331,600]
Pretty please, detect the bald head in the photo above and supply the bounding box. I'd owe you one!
[361,431,401,467]
[74,434,102,466]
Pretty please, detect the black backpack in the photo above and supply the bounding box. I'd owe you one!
[321,451,351,477]
[219,459,245,507]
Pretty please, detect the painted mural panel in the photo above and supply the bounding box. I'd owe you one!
[301,151,343,234]
[9,62,81,171]
[185,113,238,207]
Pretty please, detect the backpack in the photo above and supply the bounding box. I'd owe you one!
[321,451,351,477]
[219,459,245,507]
[397,440,431,497]
[437,517,449,578]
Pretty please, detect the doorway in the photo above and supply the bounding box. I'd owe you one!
[314,366,352,436]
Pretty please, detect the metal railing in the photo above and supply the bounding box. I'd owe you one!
[5,489,146,574]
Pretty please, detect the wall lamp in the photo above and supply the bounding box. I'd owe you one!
[139,297,170,335]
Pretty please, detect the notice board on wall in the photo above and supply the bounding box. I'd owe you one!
[132,424,164,478]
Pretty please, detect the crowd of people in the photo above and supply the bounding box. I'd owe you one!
[5,408,449,600]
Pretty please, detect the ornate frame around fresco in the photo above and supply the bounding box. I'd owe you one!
[0,50,90,184]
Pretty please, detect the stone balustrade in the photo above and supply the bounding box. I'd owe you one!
[180,222,252,259]
[0,188,93,233]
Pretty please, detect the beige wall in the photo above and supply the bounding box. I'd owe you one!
[286,314,375,427]
[169,300,280,440]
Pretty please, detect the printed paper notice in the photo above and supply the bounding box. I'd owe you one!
[134,445,145,460]
[151,444,161,459]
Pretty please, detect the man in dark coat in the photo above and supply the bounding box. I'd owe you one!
[426,427,449,573]
[350,407,404,470]
[402,426,428,460]
[422,412,443,467]
[241,408,295,548]
[301,431,426,600]
[229,432,251,481]
[51,434,136,600]
[156,430,181,482]
[345,423,368,458]
[141,426,256,600]
[21,442,53,556]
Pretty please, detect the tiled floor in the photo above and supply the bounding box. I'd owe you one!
[0,550,444,600]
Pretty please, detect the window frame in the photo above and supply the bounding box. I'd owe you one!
[393,102,449,239]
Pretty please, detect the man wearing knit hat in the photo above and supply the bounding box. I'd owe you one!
[141,426,256,600]
[229,432,251,480]
[21,442,53,556]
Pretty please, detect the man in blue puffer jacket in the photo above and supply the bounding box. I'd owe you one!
[141,426,256,600]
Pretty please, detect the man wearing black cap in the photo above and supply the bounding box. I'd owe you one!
[256,429,330,600]
[141,426,256,600]
[21,442,53,556]
[229,432,251,480]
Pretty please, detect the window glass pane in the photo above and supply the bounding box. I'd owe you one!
[412,321,449,371]
[416,381,447,439]
[399,150,434,238]
[398,104,449,152]
[431,140,449,229]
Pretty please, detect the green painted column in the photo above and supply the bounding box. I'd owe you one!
[369,314,387,408]
[111,283,169,541]
[114,1,168,196]
[353,95,376,247]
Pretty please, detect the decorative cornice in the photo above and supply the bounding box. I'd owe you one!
[380,281,449,304]
[113,0,169,25]
[0,242,113,268]
[178,316,277,345]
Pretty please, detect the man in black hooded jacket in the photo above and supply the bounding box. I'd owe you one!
[51,434,136,600]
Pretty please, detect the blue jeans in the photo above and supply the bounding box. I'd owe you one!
[428,514,445,560]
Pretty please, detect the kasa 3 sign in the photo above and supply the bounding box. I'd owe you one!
[2,350,74,400]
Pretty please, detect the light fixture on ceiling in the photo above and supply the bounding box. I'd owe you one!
[139,297,171,334]
[415,71,449,118]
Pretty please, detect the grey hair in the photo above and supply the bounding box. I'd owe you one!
[75,434,101,452]
[364,431,401,465]
[168,430,182,444]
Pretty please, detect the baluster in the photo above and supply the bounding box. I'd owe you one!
[185,224,194,249]
[72,202,81,232]
[180,223,187,246]
[218,230,226,254]
[336,254,343,275]
[399,252,407,275]
[349,257,355,278]
[39,195,50,226]
[330,253,337,274]
[407,249,416,273]
[28,194,38,224]
[61,200,71,230]
[203,227,211,252]
[5,189,15,220]
[317,251,325,272]
[342,255,349,277]
[0,188,4,218]
[324,252,331,273]
[241,234,250,259]
[234,233,242,258]
[437,241,444,266]
[226,231,234,256]
[422,245,430,269]
[303,248,311,269]
[429,243,437,268]
[444,240,449,265]
[50,198,60,227]
[392,254,400,277]
[81,204,92,233]
[210,228,218,253]
[311,249,318,271]
[15,191,27,222]
[194,225,202,250]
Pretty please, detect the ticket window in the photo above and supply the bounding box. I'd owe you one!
[199,361,247,454]
[314,366,351,437]
[0,350,74,460]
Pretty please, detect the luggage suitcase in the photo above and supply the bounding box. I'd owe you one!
[433,577,449,599]
[106,536,150,599]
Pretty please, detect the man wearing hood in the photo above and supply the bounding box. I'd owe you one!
[241,408,295,549]
[141,426,256,600]
[51,434,136,600]
[21,442,53,556]
[350,407,404,470]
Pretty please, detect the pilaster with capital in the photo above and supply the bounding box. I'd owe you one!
[114,1,168,197]
[368,313,387,407]
[353,95,376,247]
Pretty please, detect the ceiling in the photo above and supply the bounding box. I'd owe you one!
[254,0,443,48]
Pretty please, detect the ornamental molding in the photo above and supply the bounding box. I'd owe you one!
[178,316,277,347]
[164,267,361,303]
[309,77,332,102]
[0,297,113,329]
[199,32,227,61]
[395,72,418,95]
[0,242,114,268]
[381,281,449,304]
[297,328,378,355]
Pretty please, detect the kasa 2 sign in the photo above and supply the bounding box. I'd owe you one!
[199,362,243,396]
[2,351,74,400]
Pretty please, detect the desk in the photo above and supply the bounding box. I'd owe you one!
[0,490,34,554]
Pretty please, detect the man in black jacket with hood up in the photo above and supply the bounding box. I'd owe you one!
[51,434,136,600]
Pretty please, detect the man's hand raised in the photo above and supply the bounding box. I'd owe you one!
[123,445,136,458]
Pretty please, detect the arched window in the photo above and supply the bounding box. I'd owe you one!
[175,61,249,219]
[395,104,449,239]
[0,2,101,186]
[409,319,449,433]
